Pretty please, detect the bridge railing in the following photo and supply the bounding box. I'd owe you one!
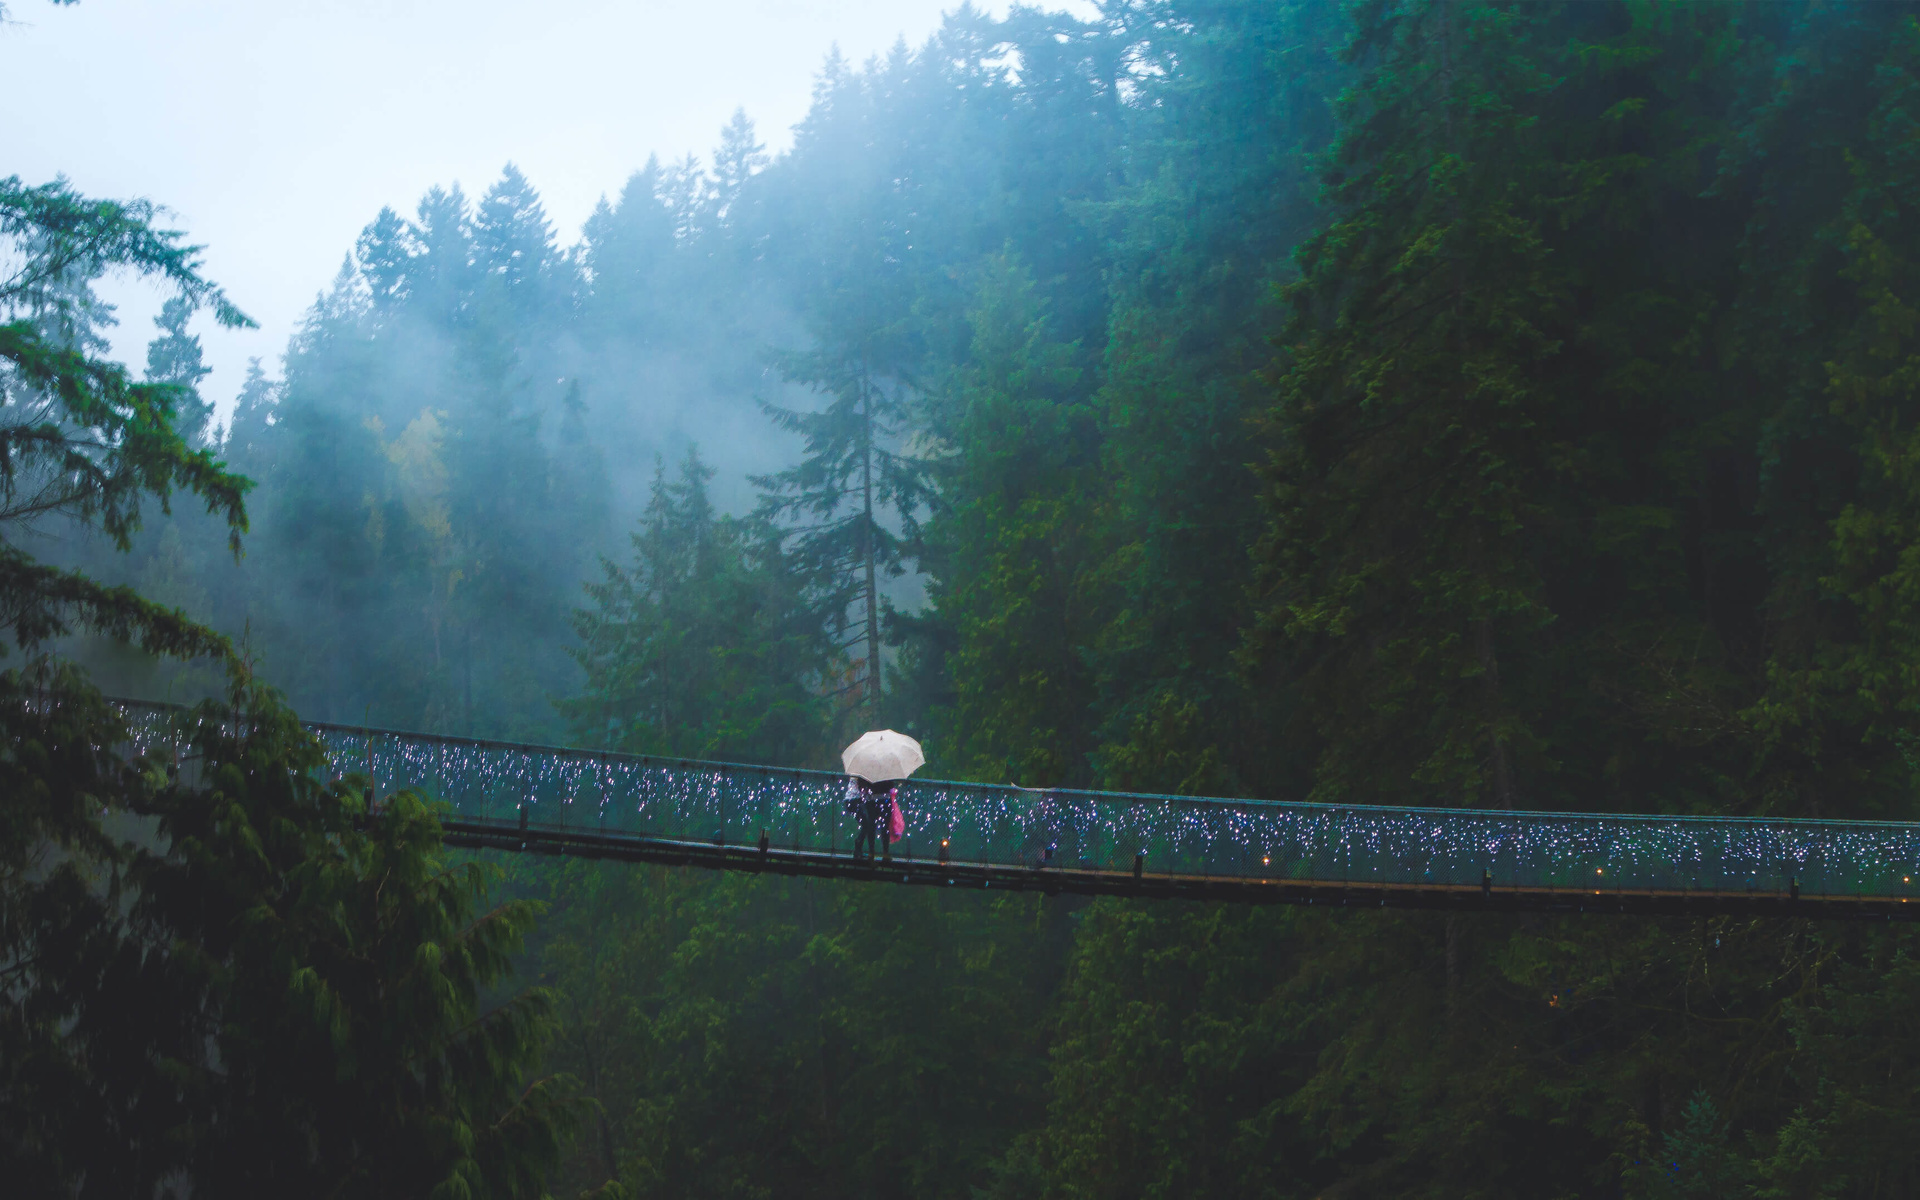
[112,701,1920,899]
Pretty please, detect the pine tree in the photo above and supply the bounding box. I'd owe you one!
[566,447,825,762]
[659,153,713,245]
[754,343,932,708]
[0,174,250,655]
[410,184,474,325]
[711,108,768,225]
[474,163,561,319]
[1082,0,1342,797]
[143,295,214,444]
[1248,0,1569,808]
[440,340,558,735]
[156,702,579,1197]
[223,356,277,471]
[354,205,416,311]
[579,159,675,340]
[921,255,1098,785]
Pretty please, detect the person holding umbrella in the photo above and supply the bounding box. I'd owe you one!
[841,729,923,860]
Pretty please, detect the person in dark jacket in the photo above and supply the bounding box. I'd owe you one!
[845,776,896,860]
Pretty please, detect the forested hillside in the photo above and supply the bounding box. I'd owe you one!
[20,0,1920,1196]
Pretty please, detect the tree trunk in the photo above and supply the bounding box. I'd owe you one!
[861,373,882,704]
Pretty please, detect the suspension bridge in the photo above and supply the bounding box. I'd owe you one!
[117,702,1920,920]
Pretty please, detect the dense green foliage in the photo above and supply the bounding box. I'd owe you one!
[1,162,574,1192]
[529,862,1067,1199]
[3,672,577,1197]
[27,0,1920,1195]
[563,449,824,762]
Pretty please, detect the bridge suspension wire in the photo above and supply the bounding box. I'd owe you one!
[111,700,1920,920]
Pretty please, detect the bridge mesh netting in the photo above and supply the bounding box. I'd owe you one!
[112,702,1920,898]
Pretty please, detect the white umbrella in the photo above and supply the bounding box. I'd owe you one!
[841,729,925,783]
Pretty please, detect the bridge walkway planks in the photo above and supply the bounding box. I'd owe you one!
[440,815,1920,921]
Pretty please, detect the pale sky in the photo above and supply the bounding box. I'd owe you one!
[4,0,1041,416]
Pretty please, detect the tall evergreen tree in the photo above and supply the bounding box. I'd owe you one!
[754,345,932,707]
[410,184,475,327]
[579,159,676,343]
[143,295,214,444]
[711,108,768,224]
[922,256,1099,785]
[567,447,825,762]
[1078,0,1342,797]
[474,163,565,321]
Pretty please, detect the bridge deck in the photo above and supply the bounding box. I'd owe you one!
[440,815,1920,920]
[112,702,1920,920]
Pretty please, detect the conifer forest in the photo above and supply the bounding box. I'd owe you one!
[17,0,1920,1195]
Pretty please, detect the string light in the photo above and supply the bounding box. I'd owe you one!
[108,701,1920,900]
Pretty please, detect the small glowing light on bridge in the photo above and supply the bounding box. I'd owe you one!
[1262,855,1270,865]
[1596,868,1603,876]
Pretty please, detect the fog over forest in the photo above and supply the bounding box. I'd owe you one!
[16,1,1920,1197]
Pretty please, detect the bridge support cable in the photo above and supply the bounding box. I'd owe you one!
[111,700,1920,920]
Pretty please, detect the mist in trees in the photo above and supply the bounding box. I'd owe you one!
[0,171,576,1195]
[21,0,1920,1196]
